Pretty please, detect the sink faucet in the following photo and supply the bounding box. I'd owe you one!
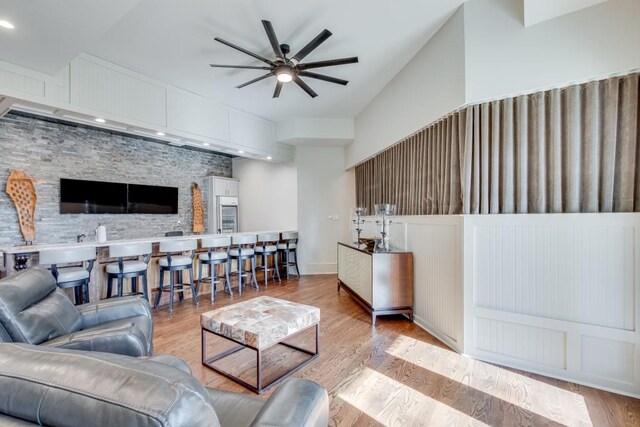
[76,234,86,243]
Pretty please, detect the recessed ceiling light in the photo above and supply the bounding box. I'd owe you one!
[156,132,165,136]
[203,143,210,146]
[238,150,244,154]
[0,21,14,30]
[266,156,272,160]
[94,118,106,123]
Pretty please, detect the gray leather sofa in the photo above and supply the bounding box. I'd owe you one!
[0,267,153,356]
[0,344,329,426]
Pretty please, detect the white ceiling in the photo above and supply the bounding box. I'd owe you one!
[0,0,466,122]
[0,0,141,75]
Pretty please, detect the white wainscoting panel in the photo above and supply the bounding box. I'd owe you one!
[464,213,640,397]
[404,217,463,351]
[71,57,166,127]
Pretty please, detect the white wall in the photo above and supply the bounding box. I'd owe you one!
[347,0,640,169]
[347,6,466,168]
[232,158,297,232]
[296,146,353,274]
[464,0,640,103]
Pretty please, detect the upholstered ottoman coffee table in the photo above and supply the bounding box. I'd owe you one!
[201,296,320,394]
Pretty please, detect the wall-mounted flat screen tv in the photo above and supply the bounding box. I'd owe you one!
[128,183,178,214]
[60,179,178,214]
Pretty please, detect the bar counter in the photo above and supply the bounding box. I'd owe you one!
[0,230,296,303]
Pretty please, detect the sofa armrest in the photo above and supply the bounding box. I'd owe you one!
[78,296,152,329]
[41,317,151,357]
[250,378,329,427]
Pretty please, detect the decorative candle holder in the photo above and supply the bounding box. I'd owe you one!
[374,204,396,251]
[352,207,367,243]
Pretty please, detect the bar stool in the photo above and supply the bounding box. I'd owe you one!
[39,246,96,305]
[229,234,258,293]
[198,236,233,302]
[105,242,152,300]
[154,239,198,314]
[256,232,281,287]
[278,231,300,279]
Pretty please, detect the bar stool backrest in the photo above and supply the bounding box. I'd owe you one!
[201,236,231,249]
[159,239,197,254]
[231,234,257,246]
[108,242,152,259]
[39,247,96,265]
[257,232,279,244]
[281,231,298,243]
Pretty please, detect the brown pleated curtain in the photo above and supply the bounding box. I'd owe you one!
[356,73,640,215]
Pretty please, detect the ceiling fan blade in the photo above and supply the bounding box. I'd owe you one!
[293,76,318,98]
[236,73,273,89]
[215,37,276,66]
[210,64,272,70]
[291,29,332,64]
[298,57,359,70]
[298,71,348,86]
[273,80,283,98]
[262,20,284,61]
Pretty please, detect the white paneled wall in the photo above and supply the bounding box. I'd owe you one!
[464,214,640,397]
[357,215,464,351]
[353,212,640,396]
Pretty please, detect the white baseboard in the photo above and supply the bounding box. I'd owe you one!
[299,262,337,275]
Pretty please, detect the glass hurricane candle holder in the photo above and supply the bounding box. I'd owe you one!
[374,204,396,251]
[352,207,367,243]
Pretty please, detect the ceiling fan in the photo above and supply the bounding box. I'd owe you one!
[210,20,358,98]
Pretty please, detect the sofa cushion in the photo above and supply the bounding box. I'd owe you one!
[0,344,221,427]
[55,267,90,283]
[0,268,82,344]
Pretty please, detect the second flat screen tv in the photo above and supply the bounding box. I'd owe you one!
[128,183,178,214]
[60,179,178,214]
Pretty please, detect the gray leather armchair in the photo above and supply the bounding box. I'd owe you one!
[0,344,329,426]
[0,267,153,356]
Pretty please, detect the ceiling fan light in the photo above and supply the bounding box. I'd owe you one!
[277,71,293,83]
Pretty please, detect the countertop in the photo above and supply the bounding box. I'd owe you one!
[0,230,296,255]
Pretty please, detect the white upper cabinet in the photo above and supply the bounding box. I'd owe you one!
[71,57,167,127]
[167,89,229,142]
[213,177,239,197]
[229,110,275,153]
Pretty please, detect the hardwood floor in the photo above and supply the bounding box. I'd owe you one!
[153,274,640,427]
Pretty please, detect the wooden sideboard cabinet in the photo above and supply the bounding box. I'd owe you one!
[337,242,413,325]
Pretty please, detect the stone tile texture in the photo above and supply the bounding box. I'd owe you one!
[0,112,232,246]
[201,296,321,349]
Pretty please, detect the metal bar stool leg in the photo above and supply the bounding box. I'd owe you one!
[142,273,148,301]
[225,260,232,296]
[238,257,244,294]
[251,257,258,288]
[169,269,175,314]
[189,267,198,306]
[155,269,164,308]
[197,262,203,295]
[275,252,281,282]
[263,253,268,287]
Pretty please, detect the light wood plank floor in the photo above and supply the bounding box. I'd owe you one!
[153,274,640,426]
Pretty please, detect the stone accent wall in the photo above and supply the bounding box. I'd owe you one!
[0,112,232,246]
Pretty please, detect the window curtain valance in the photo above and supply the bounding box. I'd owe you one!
[355,73,640,215]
